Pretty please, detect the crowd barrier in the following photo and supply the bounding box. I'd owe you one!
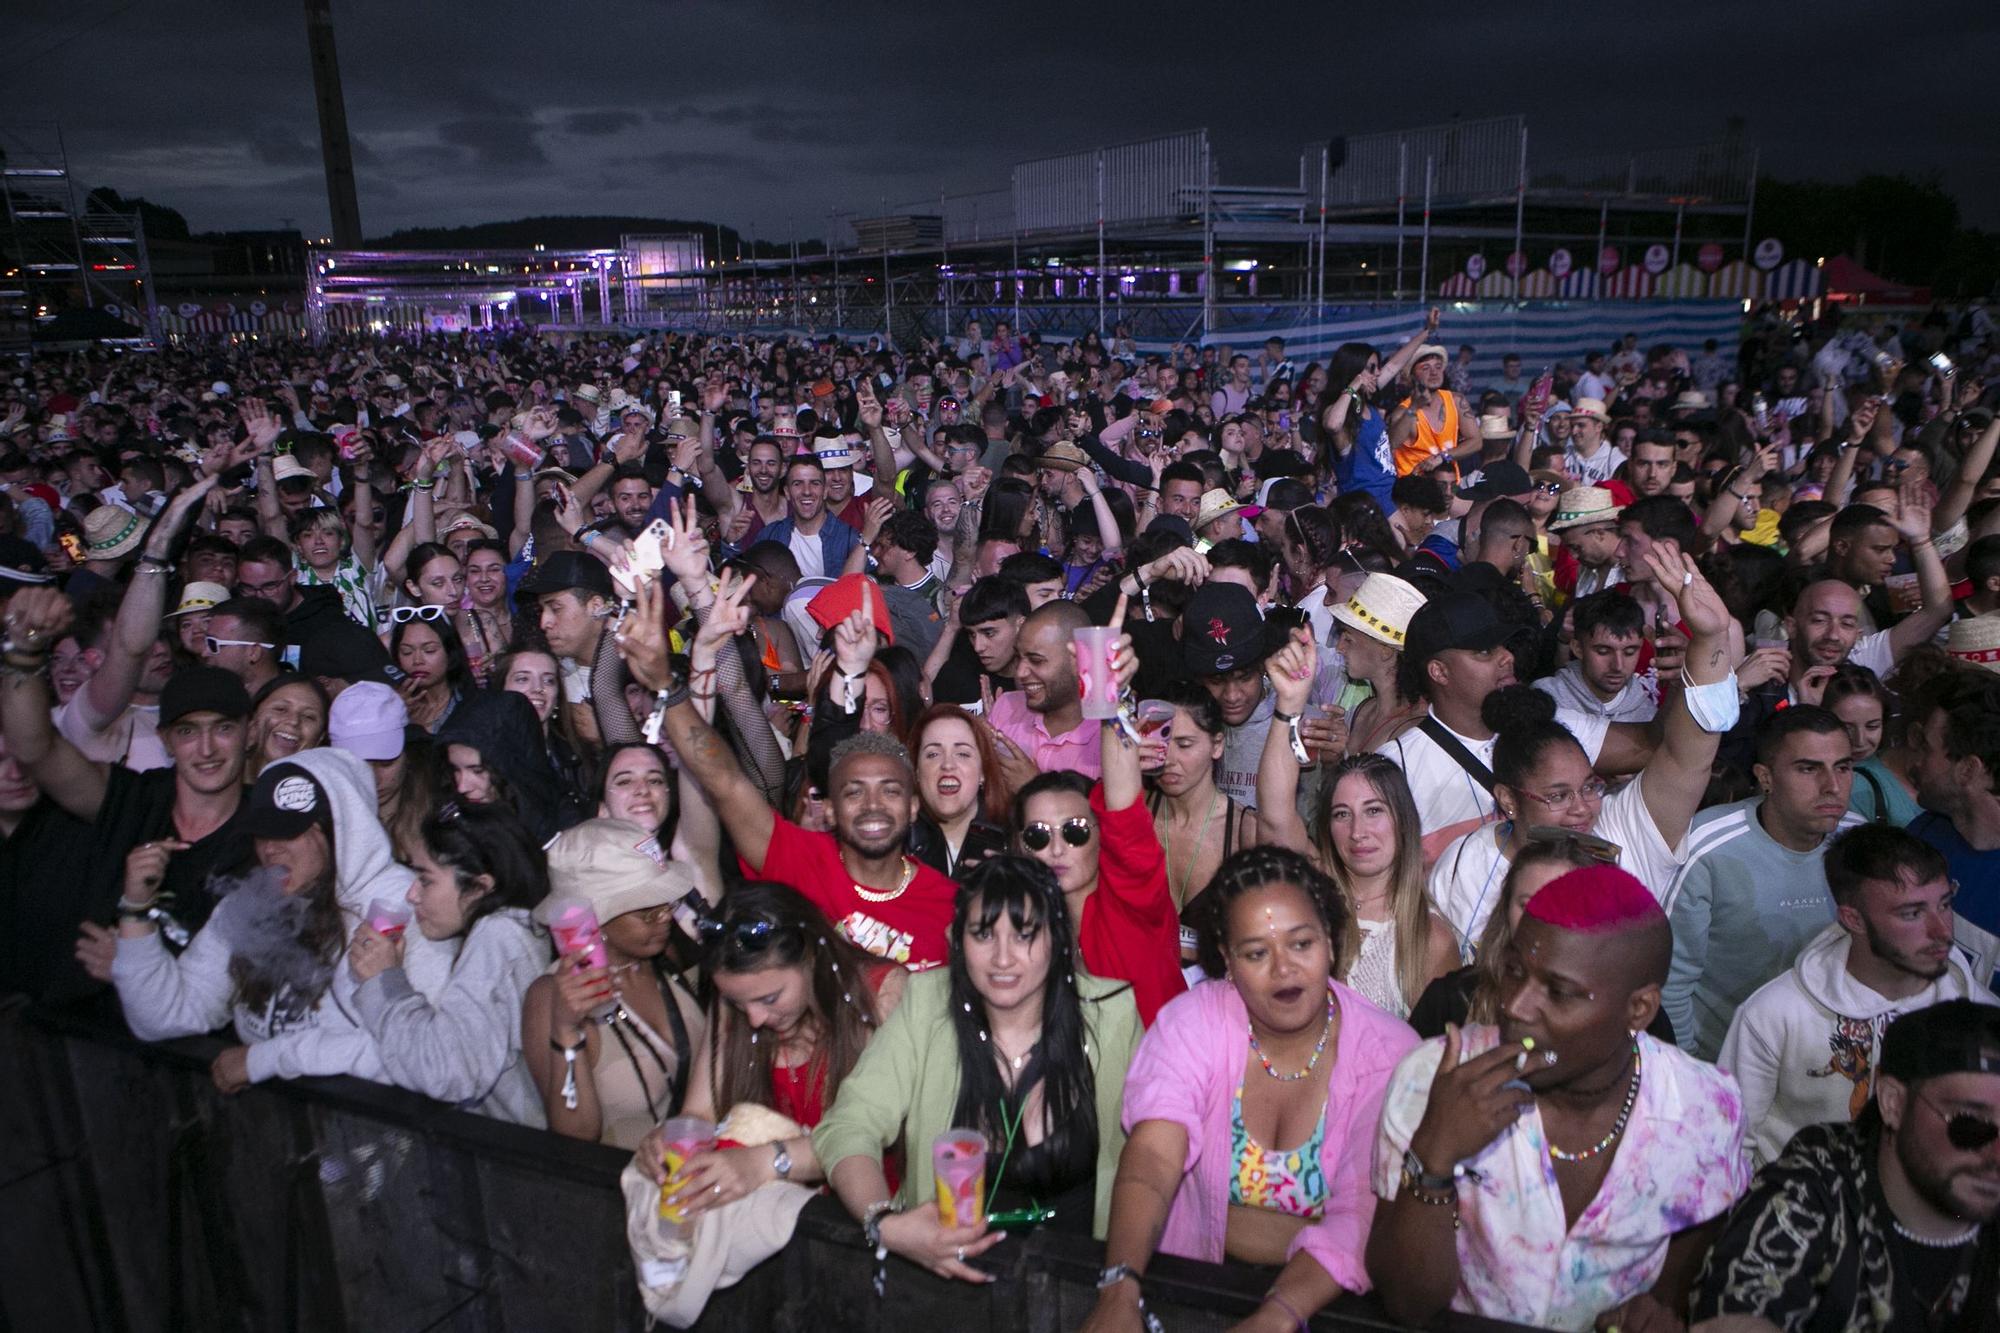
[0,1000,1509,1332]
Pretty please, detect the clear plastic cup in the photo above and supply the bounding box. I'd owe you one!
[932,1128,987,1228]
[656,1115,718,1234]
[543,896,616,1020]
[1135,699,1173,771]
[498,431,544,471]
[1072,625,1122,720]
[365,897,412,940]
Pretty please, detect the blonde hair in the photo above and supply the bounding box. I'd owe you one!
[1313,753,1435,1009]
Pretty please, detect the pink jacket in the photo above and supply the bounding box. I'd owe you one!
[1120,978,1417,1291]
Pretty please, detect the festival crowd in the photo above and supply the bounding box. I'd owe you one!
[2,301,1999,1332]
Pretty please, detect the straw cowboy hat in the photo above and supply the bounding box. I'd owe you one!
[1193,488,1249,534]
[167,581,231,619]
[1548,485,1624,532]
[1330,572,1427,650]
[1945,614,2000,674]
[82,505,146,560]
[1036,442,1090,473]
[1571,397,1611,423]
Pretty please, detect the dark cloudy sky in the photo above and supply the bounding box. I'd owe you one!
[7,0,1998,240]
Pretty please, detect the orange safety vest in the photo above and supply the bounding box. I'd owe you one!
[1393,390,1461,478]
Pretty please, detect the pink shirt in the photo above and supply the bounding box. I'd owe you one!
[985,689,1102,779]
[1120,978,1418,1291]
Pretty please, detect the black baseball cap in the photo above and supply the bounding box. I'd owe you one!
[518,550,615,603]
[1182,582,1270,676]
[1880,1000,2000,1084]
[239,761,336,841]
[1403,591,1510,669]
[1456,461,1533,501]
[158,666,252,726]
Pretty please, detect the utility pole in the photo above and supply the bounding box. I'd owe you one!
[302,0,363,248]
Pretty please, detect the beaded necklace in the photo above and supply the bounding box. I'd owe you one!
[1547,1039,1641,1163]
[1248,991,1337,1082]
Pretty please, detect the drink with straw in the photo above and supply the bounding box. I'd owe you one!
[656,1116,717,1235]
[932,1128,987,1227]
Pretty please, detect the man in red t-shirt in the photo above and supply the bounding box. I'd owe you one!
[661,696,955,969]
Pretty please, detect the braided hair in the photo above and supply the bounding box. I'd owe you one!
[1189,845,1351,981]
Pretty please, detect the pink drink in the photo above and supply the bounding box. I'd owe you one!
[932,1129,987,1228]
[1073,626,1122,720]
[1135,700,1173,772]
[498,431,544,470]
[546,899,609,969]
[366,897,411,940]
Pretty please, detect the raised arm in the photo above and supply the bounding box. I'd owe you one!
[1936,412,2000,533]
[1254,629,1318,856]
[1078,467,1122,557]
[80,474,217,731]
[1635,546,1731,851]
[0,589,110,819]
[1885,499,1953,659]
[618,576,776,868]
[1377,306,1442,386]
[1095,595,1144,811]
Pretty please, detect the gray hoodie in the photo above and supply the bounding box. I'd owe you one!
[111,747,431,1085]
[1718,921,1997,1166]
[352,907,550,1126]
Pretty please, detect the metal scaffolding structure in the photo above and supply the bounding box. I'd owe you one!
[0,122,162,353]
[301,117,1761,347]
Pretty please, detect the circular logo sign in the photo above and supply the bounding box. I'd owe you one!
[1598,246,1622,276]
[1643,244,1671,275]
[273,775,319,813]
[1753,237,1784,271]
[1696,242,1725,273]
[1548,248,1574,279]
[1465,253,1487,281]
[177,302,202,319]
[249,300,268,317]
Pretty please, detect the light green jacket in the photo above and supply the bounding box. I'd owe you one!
[812,967,1142,1238]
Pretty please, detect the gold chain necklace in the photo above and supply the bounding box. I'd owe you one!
[852,859,916,904]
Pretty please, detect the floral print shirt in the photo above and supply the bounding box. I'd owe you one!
[1372,1025,1750,1331]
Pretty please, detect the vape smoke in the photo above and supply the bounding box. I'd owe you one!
[206,864,341,1011]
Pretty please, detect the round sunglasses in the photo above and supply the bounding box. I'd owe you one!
[1918,1093,2000,1152]
[1020,817,1093,852]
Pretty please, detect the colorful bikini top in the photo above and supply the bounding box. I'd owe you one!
[1228,1084,1330,1219]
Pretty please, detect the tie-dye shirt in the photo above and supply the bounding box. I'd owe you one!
[1372,1026,1749,1332]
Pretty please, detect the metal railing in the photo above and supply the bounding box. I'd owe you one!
[1013,130,1210,234]
[1320,116,1526,209]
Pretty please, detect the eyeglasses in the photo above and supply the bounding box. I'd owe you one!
[1020,817,1093,851]
[389,604,450,624]
[1517,777,1609,810]
[1917,1094,2000,1152]
[1535,482,1564,496]
[205,636,275,654]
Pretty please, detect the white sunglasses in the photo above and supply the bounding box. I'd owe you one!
[389,605,450,624]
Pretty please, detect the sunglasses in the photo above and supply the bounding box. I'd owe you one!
[389,604,450,624]
[1020,817,1093,852]
[1918,1094,2000,1152]
[1535,481,1564,495]
[205,636,275,654]
[696,912,796,955]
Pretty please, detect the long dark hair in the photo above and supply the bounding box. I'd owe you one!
[1319,341,1381,446]
[390,610,473,698]
[700,881,883,1119]
[593,741,681,847]
[418,803,552,940]
[947,856,1100,1181]
[1191,845,1351,980]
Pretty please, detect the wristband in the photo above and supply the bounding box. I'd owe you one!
[1264,1289,1310,1333]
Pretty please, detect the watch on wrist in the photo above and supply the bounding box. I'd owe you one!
[1401,1147,1457,1193]
[770,1140,793,1180]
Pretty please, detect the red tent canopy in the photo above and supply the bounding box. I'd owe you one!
[1822,255,1932,304]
